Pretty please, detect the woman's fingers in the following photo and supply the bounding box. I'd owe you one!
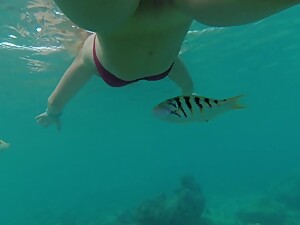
[35,112,47,120]
[35,116,51,127]
[35,113,61,130]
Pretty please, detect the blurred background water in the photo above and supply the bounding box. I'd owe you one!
[0,1,300,225]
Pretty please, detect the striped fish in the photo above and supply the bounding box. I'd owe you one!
[0,140,10,151]
[153,94,244,123]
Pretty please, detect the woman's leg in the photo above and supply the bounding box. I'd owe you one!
[53,0,140,32]
[175,0,299,27]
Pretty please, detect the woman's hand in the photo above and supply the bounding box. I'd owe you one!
[35,111,61,131]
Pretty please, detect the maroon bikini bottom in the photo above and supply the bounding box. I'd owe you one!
[92,35,174,87]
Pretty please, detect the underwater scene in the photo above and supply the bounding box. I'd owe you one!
[1,1,300,225]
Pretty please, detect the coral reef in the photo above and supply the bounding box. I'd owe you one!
[134,176,205,225]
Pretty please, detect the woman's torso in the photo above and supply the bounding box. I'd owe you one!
[76,0,193,80]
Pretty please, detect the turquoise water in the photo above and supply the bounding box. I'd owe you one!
[1,2,300,225]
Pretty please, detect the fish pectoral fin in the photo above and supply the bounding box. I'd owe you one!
[171,110,181,118]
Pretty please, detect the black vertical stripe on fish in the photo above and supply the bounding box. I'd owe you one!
[204,98,212,108]
[174,97,187,118]
[194,97,203,111]
[214,100,218,104]
[167,102,177,109]
[184,96,193,112]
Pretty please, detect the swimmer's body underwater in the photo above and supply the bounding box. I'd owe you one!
[35,0,300,130]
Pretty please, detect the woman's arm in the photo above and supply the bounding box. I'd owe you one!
[35,48,95,130]
[175,0,299,27]
[47,49,95,115]
[168,57,194,95]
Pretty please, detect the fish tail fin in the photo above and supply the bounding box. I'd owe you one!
[227,95,246,110]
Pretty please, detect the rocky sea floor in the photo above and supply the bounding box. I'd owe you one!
[29,171,300,225]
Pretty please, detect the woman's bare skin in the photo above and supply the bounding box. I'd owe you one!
[35,0,299,129]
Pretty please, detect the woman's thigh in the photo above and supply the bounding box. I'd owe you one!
[53,0,140,32]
